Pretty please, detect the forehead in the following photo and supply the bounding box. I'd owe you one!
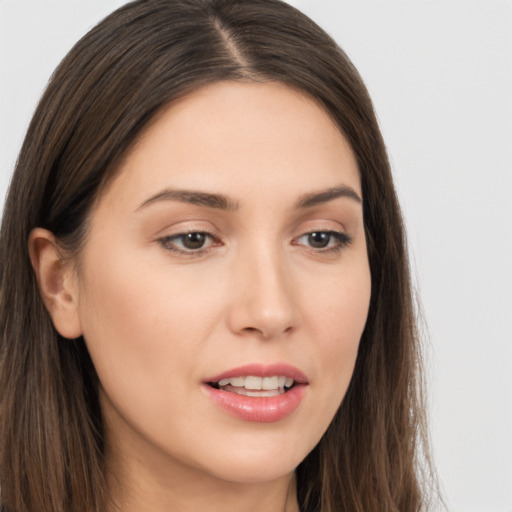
[100,80,361,210]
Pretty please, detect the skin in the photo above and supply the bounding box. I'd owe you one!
[30,81,371,512]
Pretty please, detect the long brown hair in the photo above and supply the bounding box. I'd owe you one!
[0,1,436,510]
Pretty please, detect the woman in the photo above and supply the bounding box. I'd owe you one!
[0,0,436,511]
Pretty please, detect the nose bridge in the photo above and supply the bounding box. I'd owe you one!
[230,238,297,338]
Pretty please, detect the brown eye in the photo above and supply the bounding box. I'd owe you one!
[307,232,331,249]
[294,230,352,253]
[159,232,216,254]
[181,232,207,250]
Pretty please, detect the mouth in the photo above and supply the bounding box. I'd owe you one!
[203,364,308,422]
[207,375,296,397]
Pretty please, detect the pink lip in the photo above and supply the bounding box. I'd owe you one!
[202,363,309,423]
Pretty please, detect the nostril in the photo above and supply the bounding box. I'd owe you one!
[239,325,294,339]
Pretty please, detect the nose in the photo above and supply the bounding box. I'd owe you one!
[227,245,298,340]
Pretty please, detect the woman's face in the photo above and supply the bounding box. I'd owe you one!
[71,81,371,486]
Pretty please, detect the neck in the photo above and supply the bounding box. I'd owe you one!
[104,435,299,512]
[107,463,299,512]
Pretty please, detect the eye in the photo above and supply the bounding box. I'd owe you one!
[158,231,217,254]
[294,230,352,252]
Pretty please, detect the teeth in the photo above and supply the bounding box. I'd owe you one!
[245,376,262,390]
[216,375,295,391]
[262,376,278,390]
[229,376,245,387]
[231,388,282,397]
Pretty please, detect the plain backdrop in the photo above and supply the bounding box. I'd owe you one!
[0,1,511,511]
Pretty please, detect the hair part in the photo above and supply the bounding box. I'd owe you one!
[0,1,437,511]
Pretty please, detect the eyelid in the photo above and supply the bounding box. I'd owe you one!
[292,228,353,254]
[154,220,352,257]
[157,228,222,256]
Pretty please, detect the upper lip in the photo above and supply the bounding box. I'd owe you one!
[204,363,309,384]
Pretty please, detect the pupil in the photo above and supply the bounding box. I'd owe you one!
[308,232,330,248]
[183,233,206,249]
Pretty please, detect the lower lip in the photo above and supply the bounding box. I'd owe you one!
[202,384,307,423]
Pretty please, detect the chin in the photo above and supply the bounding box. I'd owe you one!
[189,433,314,485]
[205,459,299,485]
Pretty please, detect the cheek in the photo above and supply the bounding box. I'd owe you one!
[306,260,371,403]
[75,257,229,464]
[75,252,222,405]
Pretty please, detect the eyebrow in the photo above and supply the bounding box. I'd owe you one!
[136,189,240,212]
[295,185,362,208]
[136,184,361,213]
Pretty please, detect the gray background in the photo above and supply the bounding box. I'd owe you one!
[1,1,511,511]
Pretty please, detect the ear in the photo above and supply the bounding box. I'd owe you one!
[28,228,83,339]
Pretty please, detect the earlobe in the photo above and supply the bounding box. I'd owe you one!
[28,228,83,339]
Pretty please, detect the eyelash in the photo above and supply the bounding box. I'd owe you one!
[293,230,352,254]
[157,229,352,256]
[158,231,220,255]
